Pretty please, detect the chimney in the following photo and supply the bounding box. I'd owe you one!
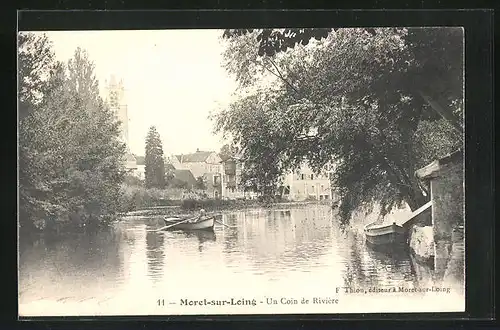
[196,148,200,152]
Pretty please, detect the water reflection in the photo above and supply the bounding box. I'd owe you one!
[339,230,418,289]
[145,229,164,282]
[182,230,217,252]
[19,228,124,302]
[219,207,335,276]
[18,204,444,315]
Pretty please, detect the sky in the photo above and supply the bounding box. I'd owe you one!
[42,30,238,156]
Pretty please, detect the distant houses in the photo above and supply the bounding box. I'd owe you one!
[280,162,335,201]
[170,167,198,190]
[220,155,247,200]
[133,155,145,179]
[131,148,336,202]
[168,149,224,199]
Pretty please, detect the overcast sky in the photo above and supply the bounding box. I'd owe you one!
[43,29,238,156]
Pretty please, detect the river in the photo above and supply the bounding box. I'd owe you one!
[18,204,464,316]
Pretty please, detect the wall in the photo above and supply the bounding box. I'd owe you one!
[181,153,223,179]
[202,172,223,199]
[282,164,332,201]
[430,158,464,283]
[222,160,246,199]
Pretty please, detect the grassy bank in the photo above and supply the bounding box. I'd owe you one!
[120,184,333,217]
[119,184,209,212]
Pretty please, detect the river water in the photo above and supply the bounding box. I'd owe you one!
[18,204,464,317]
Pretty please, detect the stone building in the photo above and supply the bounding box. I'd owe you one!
[102,75,137,172]
[415,148,464,288]
[281,162,334,201]
[220,156,247,199]
[169,149,223,199]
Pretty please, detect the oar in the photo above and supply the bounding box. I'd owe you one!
[214,219,237,228]
[148,216,196,232]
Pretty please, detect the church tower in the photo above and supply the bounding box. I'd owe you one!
[103,75,137,170]
[104,75,130,147]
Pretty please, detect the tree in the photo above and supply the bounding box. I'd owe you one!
[223,28,463,134]
[18,32,55,120]
[18,32,56,230]
[19,36,127,231]
[144,126,166,189]
[219,143,238,161]
[216,27,463,223]
[195,176,206,190]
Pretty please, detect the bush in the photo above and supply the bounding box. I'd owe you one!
[124,174,144,187]
[119,184,186,211]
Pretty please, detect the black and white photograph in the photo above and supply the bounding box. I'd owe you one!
[18,25,465,316]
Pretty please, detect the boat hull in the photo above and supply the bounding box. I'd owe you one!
[364,223,406,246]
[164,216,215,231]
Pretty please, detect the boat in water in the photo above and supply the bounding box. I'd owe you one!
[163,215,215,231]
[364,221,406,246]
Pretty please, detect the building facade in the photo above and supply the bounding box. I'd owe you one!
[220,157,247,199]
[281,162,334,201]
[415,148,464,286]
[102,75,137,172]
[168,149,223,199]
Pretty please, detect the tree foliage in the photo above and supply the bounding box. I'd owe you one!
[219,143,238,161]
[223,27,463,132]
[195,176,206,190]
[19,33,126,231]
[216,27,464,223]
[144,126,166,189]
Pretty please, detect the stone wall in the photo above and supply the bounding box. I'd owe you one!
[408,225,434,263]
[431,159,464,241]
[430,157,464,283]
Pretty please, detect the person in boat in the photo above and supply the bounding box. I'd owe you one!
[189,209,206,223]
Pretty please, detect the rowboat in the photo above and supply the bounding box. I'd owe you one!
[163,215,215,231]
[364,221,406,246]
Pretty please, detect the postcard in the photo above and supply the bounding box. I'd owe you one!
[18,26,465,317]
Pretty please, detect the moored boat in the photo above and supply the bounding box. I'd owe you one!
[163,215,215,231]
[364,221,406,246]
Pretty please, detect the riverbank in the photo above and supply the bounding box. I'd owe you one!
[119,184,335,216]
[122,199,334,218]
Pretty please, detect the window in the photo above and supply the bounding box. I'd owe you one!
[310,174,314,180]
[311,185,315,192]
[301,174,305,180]
[321,184,324,191]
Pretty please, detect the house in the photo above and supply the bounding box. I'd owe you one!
[174,149,223,178]
[171,149,223,199]
[133,155,145,179]
[220,156,247,199]
[172,168,198,190]
[281,162,334,201]
[166,154,182,170]
[125,153,138,172]
[415,148,464,285]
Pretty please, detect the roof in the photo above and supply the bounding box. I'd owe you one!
[134,155,145,165]
[174,169,197,186]
[165,163,176,171]
[175,151,215,163]
[416,148,463,180]
[124,153,137,162]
